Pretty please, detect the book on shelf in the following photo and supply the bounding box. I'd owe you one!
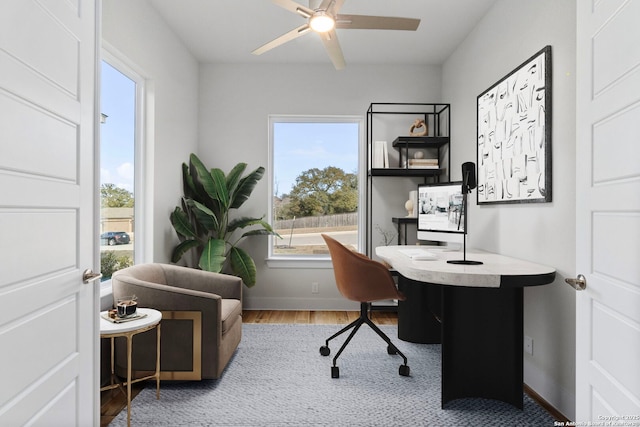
[403,158,439,169]
[373,141,389,168]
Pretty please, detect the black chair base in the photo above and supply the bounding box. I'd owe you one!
[319,302,410,378]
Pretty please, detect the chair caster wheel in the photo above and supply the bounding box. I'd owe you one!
[319,345,330,356]
[331,366,340,378]
[399,365,410,377]
[387,345,397,355]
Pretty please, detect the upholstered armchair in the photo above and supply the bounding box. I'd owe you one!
[111,263,243,380]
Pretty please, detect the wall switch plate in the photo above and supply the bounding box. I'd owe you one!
[311,282,319,294]
[524,336,533,355]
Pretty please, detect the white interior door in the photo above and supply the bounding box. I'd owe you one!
[0,0,99,425]
[575,0,640,422]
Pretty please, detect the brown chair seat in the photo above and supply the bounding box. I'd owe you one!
[319,234,410,378]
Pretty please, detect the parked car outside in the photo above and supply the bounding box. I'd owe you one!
[101,231,130,246]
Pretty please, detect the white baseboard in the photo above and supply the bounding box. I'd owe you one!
[524,358,575,420]
[243,296,360,311]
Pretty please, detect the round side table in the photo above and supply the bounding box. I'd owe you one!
[100,308,162,427]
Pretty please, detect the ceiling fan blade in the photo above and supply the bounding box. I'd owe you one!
[319,29,346,70]
[336,14,420,31]
[252,24,311,56]
[272,0,314,18]
[327,0,346,15]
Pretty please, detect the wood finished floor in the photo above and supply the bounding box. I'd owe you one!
[100,310,396,426]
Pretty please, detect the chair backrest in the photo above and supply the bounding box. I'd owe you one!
[321,234,405,303]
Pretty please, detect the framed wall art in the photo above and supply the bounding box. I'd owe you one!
[476,45,552,204]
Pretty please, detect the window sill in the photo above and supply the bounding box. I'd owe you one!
[266,257,333,269]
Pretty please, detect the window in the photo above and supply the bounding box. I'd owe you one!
[99,54,146,282]
[268,116,365,264]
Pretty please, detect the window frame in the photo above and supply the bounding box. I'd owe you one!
[99,46,152,295]
[266,115,366,269]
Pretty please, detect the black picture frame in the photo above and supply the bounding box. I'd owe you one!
[476,45,552,205]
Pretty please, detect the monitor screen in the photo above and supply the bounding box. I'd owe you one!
[417,182,464,238]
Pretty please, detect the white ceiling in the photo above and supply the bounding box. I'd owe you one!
[148,0,499,67]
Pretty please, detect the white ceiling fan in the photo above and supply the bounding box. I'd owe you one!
[252,0,421,70]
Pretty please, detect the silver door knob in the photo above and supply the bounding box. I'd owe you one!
[83,269,103,284]
[565,274,586,291]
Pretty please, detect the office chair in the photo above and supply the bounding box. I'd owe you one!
[320,234,410,378]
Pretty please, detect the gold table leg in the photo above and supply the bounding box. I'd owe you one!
[126,334,132,427]
[156,323,161,399]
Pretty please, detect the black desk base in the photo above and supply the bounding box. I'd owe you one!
[397,278,524,409]
[398,277,441,344]
[442,286,523,409]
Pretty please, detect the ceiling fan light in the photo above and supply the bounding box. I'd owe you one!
[310,13,335,32]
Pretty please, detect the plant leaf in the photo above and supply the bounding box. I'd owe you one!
[188,199,219,231]
[208,168,229,209]
[188,154,210,202]
[229,246,256,287]
[171,239,201,263]
[226,163,247,199]
[182,162,198,200]
[199,238,226,272]
[230,166,265,209]
[228,216,278,234]
[241,229,281,239]
[189,154,219,208]
[170,207,197,238]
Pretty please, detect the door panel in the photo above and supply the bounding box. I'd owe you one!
[0,91,79,180]
[576,0,640,421]
[0,0,97,425]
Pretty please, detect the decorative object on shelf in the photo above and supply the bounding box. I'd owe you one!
[404,158,439,169]
[373,140,389,168]
[409,190,418,216]
[404,198,414,217]
[477,45,552,205]
[409,119,428,136]
[374,224,397,246]
[414,150,425,159]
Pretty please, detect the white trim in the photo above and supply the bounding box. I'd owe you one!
[98,45,154,295]
[243,296,360,311]
[265,257,333,269]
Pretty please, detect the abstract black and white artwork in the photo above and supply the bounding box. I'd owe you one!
[476,45,552,204]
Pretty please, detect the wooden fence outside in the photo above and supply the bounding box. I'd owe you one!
[274,212,357,231]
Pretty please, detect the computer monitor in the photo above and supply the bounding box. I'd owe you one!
[417,181,464,248]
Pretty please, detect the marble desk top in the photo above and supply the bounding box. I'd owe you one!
[375,246,556,288]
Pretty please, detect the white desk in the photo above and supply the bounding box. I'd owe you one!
[376,246,556,409]
[376,246,556,288]
[100,308,162,427]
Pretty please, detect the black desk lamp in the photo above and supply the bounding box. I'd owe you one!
[447,162,483,265]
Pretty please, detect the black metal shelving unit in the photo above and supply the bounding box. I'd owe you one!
[365,103,451,257]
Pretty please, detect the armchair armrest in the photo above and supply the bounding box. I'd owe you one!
[111,277,221,313]
[160,264,242,301]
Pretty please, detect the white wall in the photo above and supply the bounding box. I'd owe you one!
[102,0,199,263]
[197,63,442,309]
[442,0,576,418]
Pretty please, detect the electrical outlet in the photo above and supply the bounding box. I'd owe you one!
[524,336,533,355]
[311,282,319,294]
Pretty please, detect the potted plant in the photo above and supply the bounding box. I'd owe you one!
[170,153,278,287]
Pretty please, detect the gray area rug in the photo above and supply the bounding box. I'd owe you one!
[112,324,555,426]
